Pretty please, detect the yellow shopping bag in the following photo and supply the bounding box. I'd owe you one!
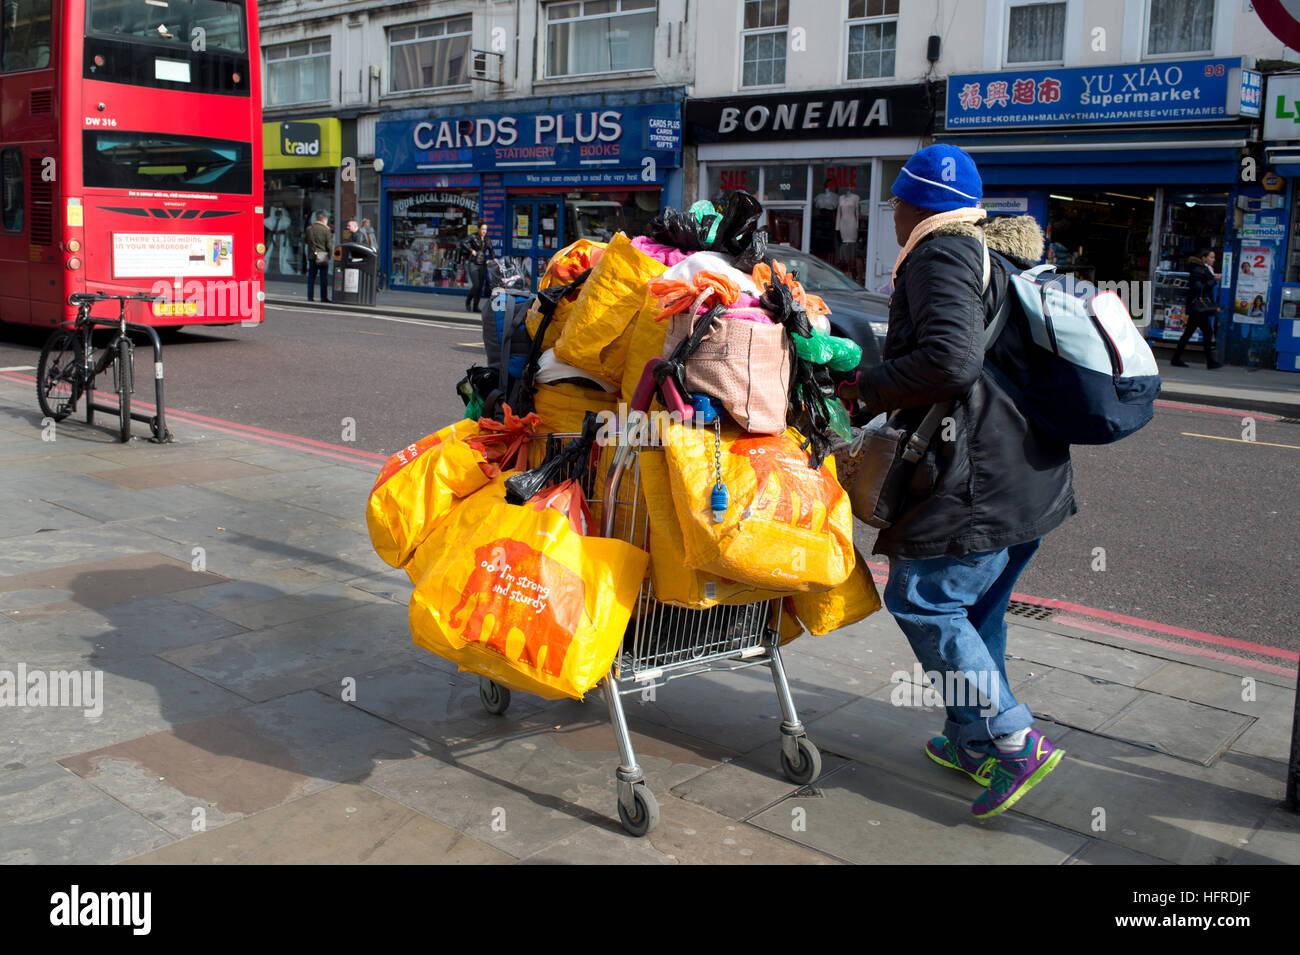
[787,547,882,635]
[640,449,785,608]
[407,478,648,701]
[366,419,490,568]
[532,381,620,435]
[663,423,855,593]
[553,233,666,385]
[525,239,607,350]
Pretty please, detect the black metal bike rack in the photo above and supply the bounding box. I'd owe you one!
[82,317,173,443]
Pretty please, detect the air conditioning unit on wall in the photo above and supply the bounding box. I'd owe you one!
[469,50,504,84]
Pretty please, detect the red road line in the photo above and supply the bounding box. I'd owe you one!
[1051,614,1297,678]
[1155,399,1281,420]
[4,368,387,465]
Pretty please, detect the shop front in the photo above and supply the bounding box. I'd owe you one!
[375,89,684,294]
[941,57,1263,364]
[685,84,933,292]
[262,118,343,278]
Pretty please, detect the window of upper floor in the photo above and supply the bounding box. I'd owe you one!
[846,0,898,81]
[1145,0,1214,58]
[1005,1,1066,68]
[741,0,787,88]
[543,0,656,79]
[265,38,330,106]
[389,15,473,93]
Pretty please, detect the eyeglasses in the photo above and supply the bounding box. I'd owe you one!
[887,196,900,211]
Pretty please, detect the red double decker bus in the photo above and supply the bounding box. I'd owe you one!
[0,0,263,329]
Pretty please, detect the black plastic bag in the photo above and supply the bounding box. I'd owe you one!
[504,413,601,505]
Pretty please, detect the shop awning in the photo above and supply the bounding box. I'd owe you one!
[1265,146,1300,179]
[937,130,1247,186]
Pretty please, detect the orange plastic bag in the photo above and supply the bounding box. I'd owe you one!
[663,423,854,593]
[407,477,648,701]
[554,233,667,384]
[366,419,491,568]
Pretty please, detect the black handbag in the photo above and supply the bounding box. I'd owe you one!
[849,251,1009,530]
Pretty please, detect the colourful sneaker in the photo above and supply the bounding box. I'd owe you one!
[971,730,1065,819]
[925,736,996,786]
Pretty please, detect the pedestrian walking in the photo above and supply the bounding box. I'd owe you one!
[355,218,378,250]
[1172,247,1223,369]
[854,144,1075,819]
[461,222,495,313]
[305,211,333,303]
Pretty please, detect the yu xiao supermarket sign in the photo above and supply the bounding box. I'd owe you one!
[946,57,1261,129]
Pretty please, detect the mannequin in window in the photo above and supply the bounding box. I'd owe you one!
[812,177,838,258]
[836,188,861,279]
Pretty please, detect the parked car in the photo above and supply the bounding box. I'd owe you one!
[766,243,886,367]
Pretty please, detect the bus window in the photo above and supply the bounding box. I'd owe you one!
[83,131,252,194]
[88,0,246,54]
[1,149,22,232]
[2,0,52,72]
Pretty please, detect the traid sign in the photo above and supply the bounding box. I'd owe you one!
[262,118,342,170]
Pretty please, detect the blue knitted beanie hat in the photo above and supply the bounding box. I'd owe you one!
[891,144,983,213]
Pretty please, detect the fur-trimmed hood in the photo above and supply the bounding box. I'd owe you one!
[1187,255,1204,267]
[924,214,1045,267]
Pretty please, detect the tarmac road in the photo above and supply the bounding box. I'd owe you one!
[2,301,1296,659]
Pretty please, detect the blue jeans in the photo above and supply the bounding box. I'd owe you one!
[884,539,1040,752]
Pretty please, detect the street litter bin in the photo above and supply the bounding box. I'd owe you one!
[332,243,379,305]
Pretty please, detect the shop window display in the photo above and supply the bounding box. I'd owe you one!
[263,169,335,277]
[389,190,478,289]
[813,162,868,282]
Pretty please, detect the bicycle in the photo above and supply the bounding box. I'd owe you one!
[36,291,173,443]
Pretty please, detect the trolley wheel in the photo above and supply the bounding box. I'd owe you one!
[617,784,659,837]
[780,736,822,785]
[479,677,511,715]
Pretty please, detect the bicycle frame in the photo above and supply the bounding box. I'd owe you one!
[69,295,173,443]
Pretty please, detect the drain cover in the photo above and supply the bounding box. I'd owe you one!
[1007,600,1054,621]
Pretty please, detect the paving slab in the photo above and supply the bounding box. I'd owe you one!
[44,482,251,524]
[1004,727,1284,864]
[319,662,550,747]
[0,523,165,575]
[173,579,383,631]
[0,596,249,668]
[59,690,425,837]
[0,655,250,770]
[121,782,513,865]
[522,791,839,864]
[1005,623,1168,686]
[747,761,1088,864]
[0,762,171,864]
[446,703,742,824]
[0,552,227,621]
[612,659,861,754]
[1016,668,1144,732]
[1067,839,1171,864]
[1094,692,1253,765]
[0,497,100,540]
[87,458,274,490]
[1228,806,1300,865]
[161,602,420,702]
[365,750,600,860]
[1138,659,1296,716]
[670,738,852,820]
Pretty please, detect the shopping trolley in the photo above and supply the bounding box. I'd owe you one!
[477,363,823,837]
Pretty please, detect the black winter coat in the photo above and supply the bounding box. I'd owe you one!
[1185,258,1218,316]
[857,216,1076,559]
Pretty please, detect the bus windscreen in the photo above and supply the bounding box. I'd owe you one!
[88,0,246,53]
[83,132,252,194]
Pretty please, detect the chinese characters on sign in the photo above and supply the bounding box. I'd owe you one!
[946,58,1259,129]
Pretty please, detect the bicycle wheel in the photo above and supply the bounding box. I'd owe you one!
[36,330,83,422]
[116,338,133,442]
